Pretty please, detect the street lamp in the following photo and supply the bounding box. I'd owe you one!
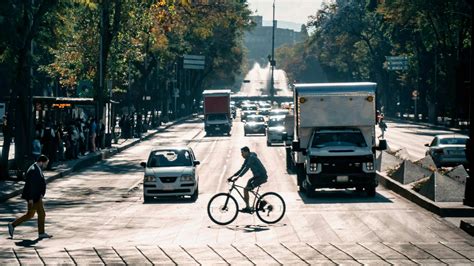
[270,0,276,99]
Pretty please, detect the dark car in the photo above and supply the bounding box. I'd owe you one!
[244,115,266,136]
[425,134,468,167]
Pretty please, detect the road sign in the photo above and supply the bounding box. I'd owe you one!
[183,54,205,70]
[386,55,409,71]
[385,56,408,61]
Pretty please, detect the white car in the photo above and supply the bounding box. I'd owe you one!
[141,147,200,202]
[266,116,286,145]
[425,134,468,167]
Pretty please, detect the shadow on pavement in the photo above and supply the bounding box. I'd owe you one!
[14,238,40,247]
[143,197,196,204]
[298,190,393,204]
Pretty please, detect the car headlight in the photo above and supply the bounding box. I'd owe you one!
[144,175,156,182]
[181,175,194,182]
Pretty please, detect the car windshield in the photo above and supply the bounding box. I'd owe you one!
[311,131,367,148]
[270,110,287,116]
[439,137,467,145]
[207,114,227,121]
[148,150,192,167]
[242,106,257,111]
[268,118,284,127]
[247,116,264,122]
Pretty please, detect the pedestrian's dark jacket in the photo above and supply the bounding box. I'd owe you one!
[21,163,46,203]
[234,152,268,178]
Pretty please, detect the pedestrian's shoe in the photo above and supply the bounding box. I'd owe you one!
[7,222,14,238]
[38,233,53,239]
[239,207,253,214]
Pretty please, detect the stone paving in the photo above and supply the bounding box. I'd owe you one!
[1,241,473,265]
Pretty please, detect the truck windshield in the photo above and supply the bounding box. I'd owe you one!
[207,114,228,121]
[311,131,367,148]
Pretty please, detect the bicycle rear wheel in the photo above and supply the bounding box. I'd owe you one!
[207,193,239,225]
[256,192,286,224]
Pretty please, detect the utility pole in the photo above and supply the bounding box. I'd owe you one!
[270,0,276,99]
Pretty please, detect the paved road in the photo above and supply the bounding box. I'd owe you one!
[1,117,472,260]
[381,120,468,161]
[239,63,292,97]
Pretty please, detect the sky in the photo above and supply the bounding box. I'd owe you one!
[247,0,324,26]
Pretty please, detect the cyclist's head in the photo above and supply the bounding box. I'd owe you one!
[241,146,250,158]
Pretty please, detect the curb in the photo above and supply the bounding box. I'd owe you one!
[377,171,474,217]
[0,116,195,203]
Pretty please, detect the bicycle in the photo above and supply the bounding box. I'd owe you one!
[207,179,286,225]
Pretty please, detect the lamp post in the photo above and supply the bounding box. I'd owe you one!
[270,0,276,99]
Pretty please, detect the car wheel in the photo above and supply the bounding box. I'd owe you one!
[267,141,271,146]
[191,187,199,202]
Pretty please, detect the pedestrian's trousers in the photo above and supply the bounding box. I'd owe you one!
[13,198,45,234]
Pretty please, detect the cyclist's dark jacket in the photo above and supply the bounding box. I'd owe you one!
[234,152,267,178]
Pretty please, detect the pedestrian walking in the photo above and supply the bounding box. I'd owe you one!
[378,118,387,139]
[8,155,53,239]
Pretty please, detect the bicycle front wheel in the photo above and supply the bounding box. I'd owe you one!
[256,192,286,224]
[207,193,239,225]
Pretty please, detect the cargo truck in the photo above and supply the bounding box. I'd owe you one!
[286,83,386,197]
[203,89,232,135]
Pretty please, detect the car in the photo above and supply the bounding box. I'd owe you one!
[141,147,200,202]
[240,105,258,121]
[258,103,272,116]
[266,116,286,145]
[425,134,468,167]
[268,109,289,117]
[244,115,266,136]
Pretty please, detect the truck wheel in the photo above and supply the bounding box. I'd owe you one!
[366,186,376,197]
[285,148,294,172]
[304,180,315,198]
[296,163,305,187]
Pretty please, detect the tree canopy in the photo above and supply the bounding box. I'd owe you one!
[276,0,471,123]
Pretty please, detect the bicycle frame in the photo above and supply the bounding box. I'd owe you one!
[224,181,261,210]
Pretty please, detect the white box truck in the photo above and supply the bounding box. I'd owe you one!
[287,82,386,197]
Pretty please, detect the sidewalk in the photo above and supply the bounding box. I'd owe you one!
[1,241,473,265]
[0,117,192,203]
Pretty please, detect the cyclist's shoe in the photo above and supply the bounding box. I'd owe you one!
[257,200,267,212]
[240,207,253,214]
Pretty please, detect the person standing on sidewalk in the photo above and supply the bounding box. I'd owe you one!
[8,155,52,239]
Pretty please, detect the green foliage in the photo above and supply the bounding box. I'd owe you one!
[275,0,471,121]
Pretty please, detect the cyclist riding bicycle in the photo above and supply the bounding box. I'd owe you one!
[228,146,268,213]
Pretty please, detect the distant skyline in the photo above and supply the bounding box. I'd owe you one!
[248,0,324,25]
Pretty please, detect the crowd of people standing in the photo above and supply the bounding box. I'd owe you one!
[34,117,105,170]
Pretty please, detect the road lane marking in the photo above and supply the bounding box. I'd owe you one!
[201,140,217,163]
[216,165,228,193]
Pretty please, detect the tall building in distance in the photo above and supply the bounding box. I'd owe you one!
[244,16,305,64]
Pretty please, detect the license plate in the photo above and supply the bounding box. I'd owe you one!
[215,127,220,130]
[337,176,349,182]
[162,184,173,191]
